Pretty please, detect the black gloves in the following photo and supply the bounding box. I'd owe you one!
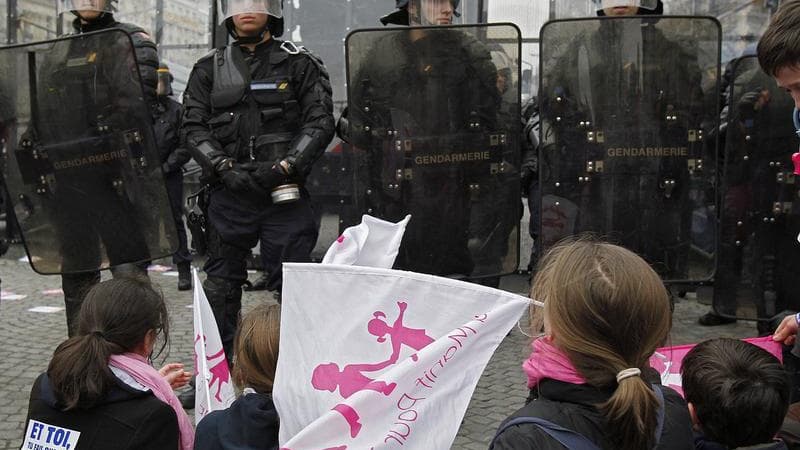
[219,163,266,196]
[251,162,290,191]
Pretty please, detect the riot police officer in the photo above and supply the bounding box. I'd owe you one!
[154,63,193,291]
[181,0,334,361]
[341,0,504,278]
[56,0,161,336]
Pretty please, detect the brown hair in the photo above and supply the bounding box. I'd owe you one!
[758,0,800,76]
[232,304,281,394]
[47,277,169,410]
[682,338,790,448]
[530,237,672,450]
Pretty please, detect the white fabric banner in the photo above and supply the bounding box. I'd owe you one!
[321,215,411,268]
[191,268,236,424]
[275,264,529,449]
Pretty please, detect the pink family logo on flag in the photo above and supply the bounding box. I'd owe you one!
[309,301,434,439]
[275,264,529,450]
[191,269,236,422]
[192,335,231,403]
[648,336,783,397]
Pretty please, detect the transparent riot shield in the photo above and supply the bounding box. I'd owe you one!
[345,24,522,280]
[0,29,178,274]
[538,16,721,283]
[713,55,800,322]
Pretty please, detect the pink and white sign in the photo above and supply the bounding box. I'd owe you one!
[274,264,529,449]
[321,215,411,268]
[191,268,236,423]
[649,336,783,397]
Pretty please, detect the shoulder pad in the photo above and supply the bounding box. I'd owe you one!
[116,22,155,46]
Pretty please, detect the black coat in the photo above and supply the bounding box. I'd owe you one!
[193,391,279,450]
[491,379,695,450]
[71,14,160,105]
[694,433,789,450]
[181,38,334,178]
[22,373,179,450]
[153,96,192,173]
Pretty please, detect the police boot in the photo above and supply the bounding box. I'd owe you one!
[62,271,101,337]
[203,276,242,362]
[243,271,269,291]
[177,263,192,291]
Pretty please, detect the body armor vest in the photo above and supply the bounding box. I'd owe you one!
[208,41,302,164]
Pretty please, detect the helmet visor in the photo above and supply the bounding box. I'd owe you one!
[408,0,461,26]
[218,0,283,24]
[57,0,114,15]
[592,0,658,11]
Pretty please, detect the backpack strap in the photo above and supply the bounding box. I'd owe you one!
[653,384,666,446]
[490,416,601,450]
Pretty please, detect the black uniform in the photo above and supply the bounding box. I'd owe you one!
[182,38,334,358]
[152,96,192,269]
[56,14,160,336]
[345,29,500,277]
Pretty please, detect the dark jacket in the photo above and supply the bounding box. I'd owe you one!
[491,379,695,450]
[154,96,192,173]
[694,433,789,450]
[22,372,179,450]
[71,14,160,105]
[181,38,334,179]
[194,391,279,450]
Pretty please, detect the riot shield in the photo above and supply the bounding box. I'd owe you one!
[344,24,522,280]
[713,55,800,322]
[0,29,178,274]
[538,17,721,282]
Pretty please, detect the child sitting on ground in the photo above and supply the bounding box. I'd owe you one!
[682,337,791,450]
[194,304,281,450]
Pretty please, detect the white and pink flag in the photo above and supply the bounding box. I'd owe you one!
[274,263,529,449]
[321,214,411,268]
[191,268,236,423]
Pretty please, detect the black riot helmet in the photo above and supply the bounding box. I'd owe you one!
[219,0,285,42]
[380,0,461,26]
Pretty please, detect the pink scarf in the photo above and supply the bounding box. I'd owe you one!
[109,353,194,450]
[523,337,587,389]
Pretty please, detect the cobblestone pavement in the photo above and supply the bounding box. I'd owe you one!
[0,243,756,449]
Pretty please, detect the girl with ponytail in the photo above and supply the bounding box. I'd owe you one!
[491,238,694,450]
[22,277,194,450]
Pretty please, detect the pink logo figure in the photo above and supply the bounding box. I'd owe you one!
[310,301,433,440]
[311,359,397,399]
[337,235,345,244]
[311,359,397,439]
[194,334,231,402]
[368,301,434,362]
